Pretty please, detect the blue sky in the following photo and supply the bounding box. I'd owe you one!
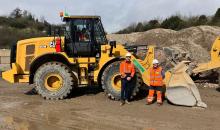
[0,0,219,33]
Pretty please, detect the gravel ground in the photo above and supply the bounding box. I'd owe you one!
[0,78,219,130]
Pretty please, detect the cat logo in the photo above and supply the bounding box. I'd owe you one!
[49,41,56,48]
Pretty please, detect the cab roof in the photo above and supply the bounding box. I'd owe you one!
[63,15,101,19]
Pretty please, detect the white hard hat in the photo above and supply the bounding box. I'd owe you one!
[125,53,131,57]
[152,59,159,64]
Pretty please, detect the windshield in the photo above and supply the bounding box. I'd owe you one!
[64,18,107,44]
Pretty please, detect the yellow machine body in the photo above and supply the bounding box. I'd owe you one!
[2,14,156,86]
[2,37,155,85]
[193,37,220,73]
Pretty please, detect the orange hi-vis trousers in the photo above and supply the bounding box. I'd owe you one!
[147,86,162,103]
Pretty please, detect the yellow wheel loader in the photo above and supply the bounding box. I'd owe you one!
[2,13,207,108]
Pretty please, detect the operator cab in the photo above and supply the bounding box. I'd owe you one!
[61,14,107,57]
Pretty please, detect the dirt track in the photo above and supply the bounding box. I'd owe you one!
[0,78,219,130]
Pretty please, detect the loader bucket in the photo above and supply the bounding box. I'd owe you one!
[166,61,207,108]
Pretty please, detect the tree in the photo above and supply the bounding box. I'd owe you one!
[197,15,208,25]
[149,20,160,27]
[186,16,199,27]
[161,16,186,30]
[40,16,46,23]
[9,18,27,28]
[47,25,52,36]
[115,8,220,34]
[27,13,34,21]
[135,22,144,32]
[10,8,22,18]
[22,10,28,17]
[143,20,160,31]
[127,23,136,33]
[214,8,220,19]
[211,8,220,26]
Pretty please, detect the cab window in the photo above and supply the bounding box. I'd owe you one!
[94,19,107,44]
[69,19,92,43]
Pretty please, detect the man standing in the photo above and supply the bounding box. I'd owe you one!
[120,53,135,106]
[147,59,165,105]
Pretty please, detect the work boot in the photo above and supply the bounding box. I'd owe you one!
[120,100,125,106]
[125,100,130,105]
[157,99,163,106]
[146,102,152,105]
[157,102,163,106]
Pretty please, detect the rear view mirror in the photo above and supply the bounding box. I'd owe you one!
[109,41,116,48]
[109,41,116,56]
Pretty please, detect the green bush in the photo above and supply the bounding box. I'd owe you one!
[161,16,186,30]
[144,20,160,31]
[197,15,208,25]
[135,22,144,32]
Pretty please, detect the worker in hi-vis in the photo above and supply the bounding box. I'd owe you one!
[120,53,135,106]
[147,59,165,106]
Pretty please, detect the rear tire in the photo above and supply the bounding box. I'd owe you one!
[101,61,142,100]
[34,62,75,100]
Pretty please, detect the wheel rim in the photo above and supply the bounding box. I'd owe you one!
[111,73,121,91]
[45,74,63,91]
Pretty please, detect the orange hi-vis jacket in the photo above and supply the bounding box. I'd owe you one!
[150,67,164,86]
[120,61,135,78]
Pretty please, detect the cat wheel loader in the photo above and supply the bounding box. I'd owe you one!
[2,12,207,108]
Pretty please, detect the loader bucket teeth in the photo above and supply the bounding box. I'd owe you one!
[166,61,207,108]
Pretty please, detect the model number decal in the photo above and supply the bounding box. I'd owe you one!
[39,45,47,48]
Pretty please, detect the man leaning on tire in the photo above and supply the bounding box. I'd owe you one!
[120,53,135,106]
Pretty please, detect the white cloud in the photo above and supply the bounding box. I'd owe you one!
[0,0,219,33]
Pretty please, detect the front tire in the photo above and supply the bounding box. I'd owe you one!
[101,61,142,100]
[34,62,75,100]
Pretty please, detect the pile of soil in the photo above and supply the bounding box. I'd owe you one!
[107,26,220,62]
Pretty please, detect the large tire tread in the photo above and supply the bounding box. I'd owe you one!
[34,62,74,100]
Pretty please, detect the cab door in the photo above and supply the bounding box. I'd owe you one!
[65,19,94,57]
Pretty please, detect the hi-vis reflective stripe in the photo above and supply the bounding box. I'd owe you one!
[150,81,163,84]
[150,81,162,83]
[148,97,153,99]
[157,99,162,102]
[147,97,153,102]
[150,75,162,78]
[150,67,163,86]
